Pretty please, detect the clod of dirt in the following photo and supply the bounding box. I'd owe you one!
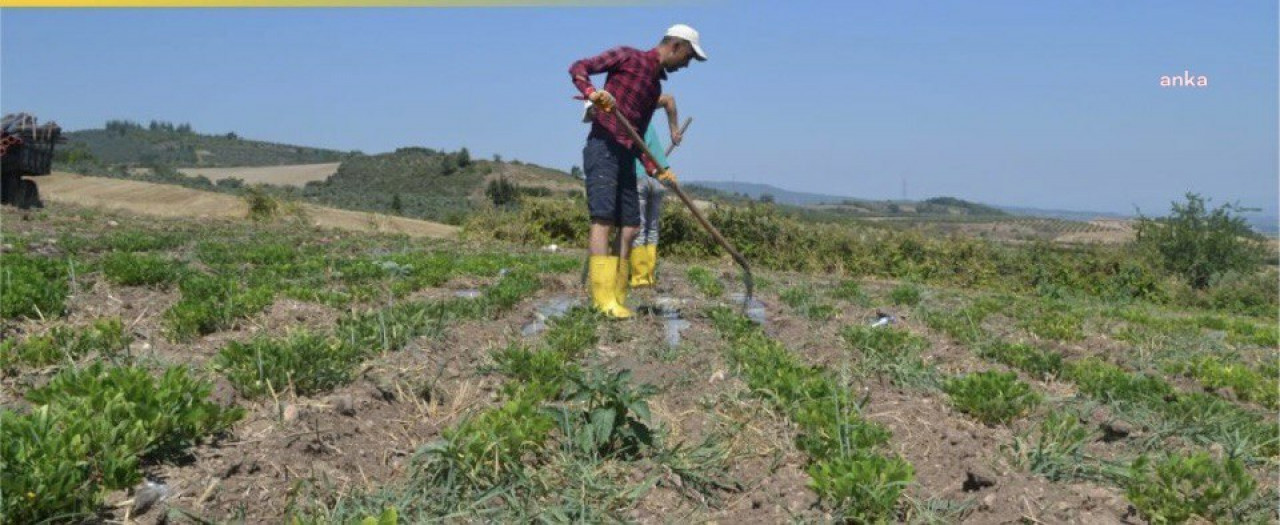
[962,467,997,492]
[1099,420,1133,442]
[330,394,356,416]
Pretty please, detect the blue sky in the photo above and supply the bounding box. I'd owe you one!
[2,1,1276,215]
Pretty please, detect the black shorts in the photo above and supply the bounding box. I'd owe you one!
[582,134,640,227]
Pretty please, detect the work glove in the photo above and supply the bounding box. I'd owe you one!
[588,90,615,113]
[655,168,677,185]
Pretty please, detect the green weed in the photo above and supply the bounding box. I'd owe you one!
[808,453,915,523]
[1163,355,1278,409]
[101,251,186,287]
[3,363,243,522]
[164,273,273,341]
[0,318,131,369]
[943,371,1041,425]
[215,330,365,398]
[686,266,724,298]
[1006,410,1126,483]
[888,283,922,306]
[1126,452,1257,524]
[840,325,940,390]
[1,253,70,319]
[977,341,1064,380]
[710,308,912,519]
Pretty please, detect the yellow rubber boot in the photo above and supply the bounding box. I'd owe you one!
[614,255,632,311]
[629,244,656,288]
[588,255,632,319]
[646,244,659,285]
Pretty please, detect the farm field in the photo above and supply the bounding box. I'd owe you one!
[2,201,1276,524]
[176,163,341,188]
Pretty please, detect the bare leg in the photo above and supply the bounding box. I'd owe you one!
[589,219,614,256]
[618,226,640,261]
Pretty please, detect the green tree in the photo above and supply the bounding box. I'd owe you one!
[390,193,404,214]
[486,176,519,207]
[1135,193,1266,289]
[457,147,471,167]
[570,165,584,180]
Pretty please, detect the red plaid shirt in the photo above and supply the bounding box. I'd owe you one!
[569,46,667,173]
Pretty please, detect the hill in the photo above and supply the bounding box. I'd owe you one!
[60,120,351,167]
[687,180,1008,217]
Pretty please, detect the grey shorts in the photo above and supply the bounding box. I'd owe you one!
[583,134,640,227]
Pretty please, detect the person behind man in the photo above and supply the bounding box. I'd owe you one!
[569,24,706,319]
[629,94,681,288]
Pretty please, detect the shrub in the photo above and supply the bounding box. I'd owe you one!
[215,331,365,398]
[1135,193,1267,290]
[485,176,519,207]
[943,371,1041,425]
[1126,452,1257,524]
[244,185,280,221]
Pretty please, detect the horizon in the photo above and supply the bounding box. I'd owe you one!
[3,2,1276,216]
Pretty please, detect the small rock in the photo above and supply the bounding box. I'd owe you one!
[331,395,356,416]
[0,243,12,252]
[282,404,299,423]
[107,220,119,227]
[132,480,170,515]
[709,370,727,383]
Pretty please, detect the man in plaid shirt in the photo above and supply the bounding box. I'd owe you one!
[570,24,707,319]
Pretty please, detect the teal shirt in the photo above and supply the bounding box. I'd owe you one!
[635,123,668,174]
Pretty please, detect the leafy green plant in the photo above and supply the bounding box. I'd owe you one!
[552,369,657,458]
[1015,300,1084,342]
[840,325,939,389]
[542,307,599,358]
[0,318,131,369]
[1,253,70,319]
[1126,452,1257,524]
[808,453,914,524]
[421,386,556,486]
[1065,358,1174,403]
[101,251,186,287]
[977,341,1064,380]
[780,286,836,321]
[943,371,1041,425]
[1164,356,1278,409]
[215,331,365,398]
[489,343,579,400]
[1,405,140,523]
[831,279,869,305]
[686,266,724,298]
[4,363,243,522]
[919,306,989,344]
[888,283,922,306]
[164,273,273,341]
[709,308,913,517]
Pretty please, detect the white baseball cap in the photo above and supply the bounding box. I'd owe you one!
[666,24,707,61]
